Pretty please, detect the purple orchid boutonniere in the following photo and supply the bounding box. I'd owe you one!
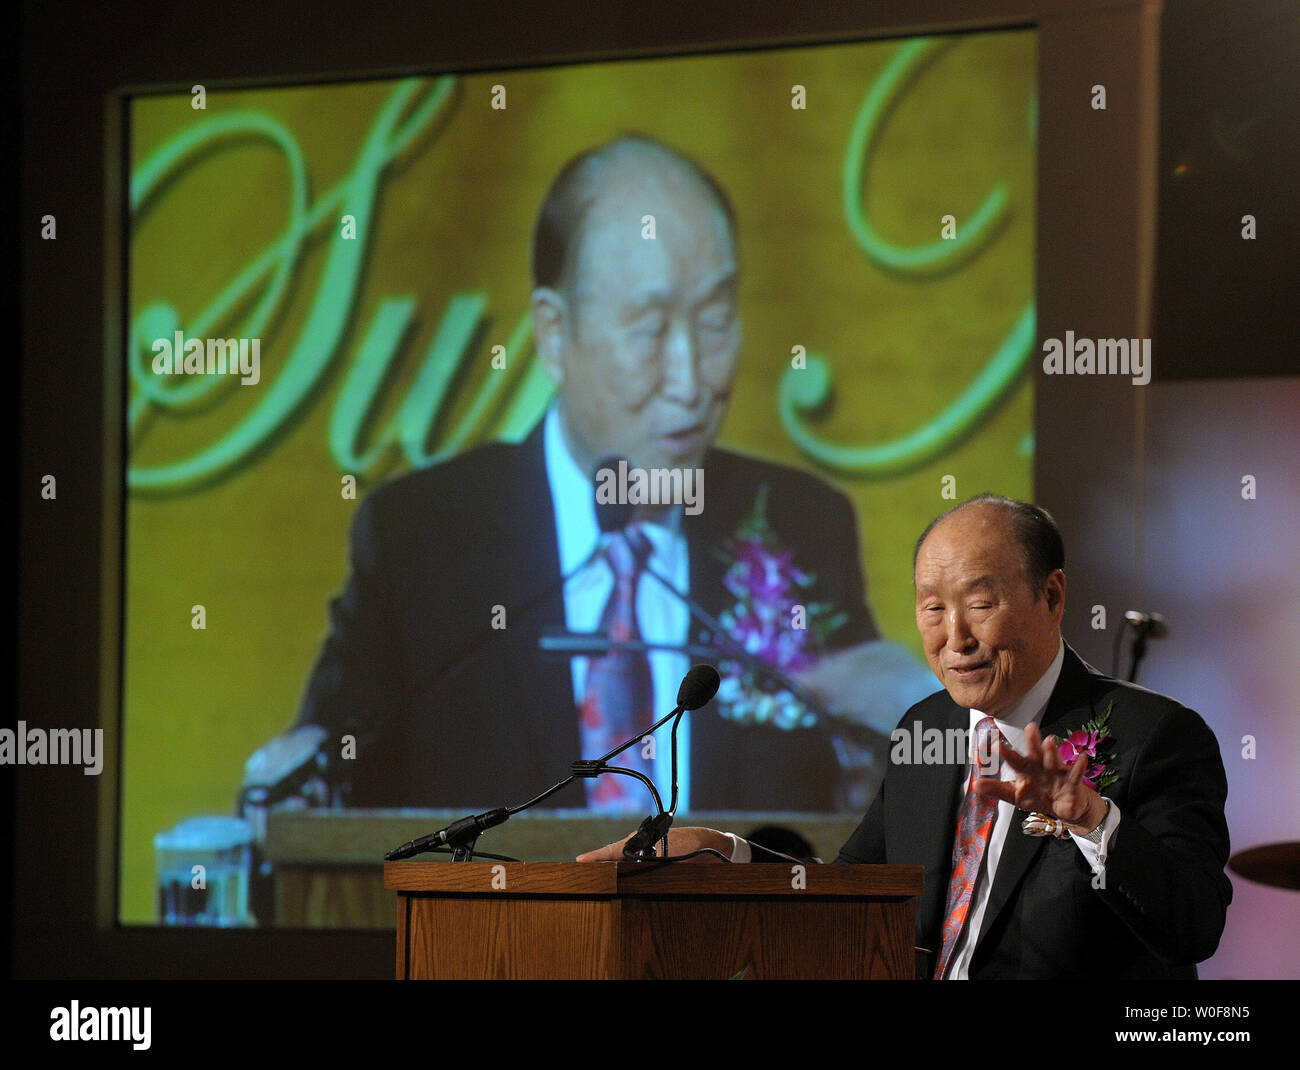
[712,485,847,730]
[1056,702,1119,791]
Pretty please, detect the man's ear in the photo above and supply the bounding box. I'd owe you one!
[1044,569,1066,620]
[531,287,568,384]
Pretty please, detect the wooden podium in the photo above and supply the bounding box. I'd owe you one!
[384,861,922,979]
[264,810,866,927]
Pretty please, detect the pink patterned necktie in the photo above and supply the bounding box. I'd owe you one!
[579,526,656,811]
[933,716,1005,979]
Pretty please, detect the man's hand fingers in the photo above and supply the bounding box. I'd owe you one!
[576,832,633,862]
[1022,721,1044,763]
[1041,734,1072,776]
[993,737,1030,772]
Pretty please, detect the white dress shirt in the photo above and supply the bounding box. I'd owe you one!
[543,406,692,812]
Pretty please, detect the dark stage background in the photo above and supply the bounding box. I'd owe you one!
[15,0,1299,979]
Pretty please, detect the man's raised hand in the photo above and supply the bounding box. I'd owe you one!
[972,721,1106,830]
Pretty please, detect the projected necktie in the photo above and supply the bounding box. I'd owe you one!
[933,716,1004,979]
[579,526,656,811]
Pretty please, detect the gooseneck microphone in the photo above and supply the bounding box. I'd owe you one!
[675,663,722,711]
[621,663,721,859]
[385,808,510,861]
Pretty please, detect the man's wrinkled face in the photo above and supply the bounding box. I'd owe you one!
[914,506,1065,715]
[535,166,740,475]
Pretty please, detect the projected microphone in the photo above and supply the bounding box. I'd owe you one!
[592,455,636,534]
[537,632,717,658]
[541,456,681,660]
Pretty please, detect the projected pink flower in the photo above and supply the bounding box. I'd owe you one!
[713,486,847,729]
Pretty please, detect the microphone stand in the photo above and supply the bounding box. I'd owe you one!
[1128,627,1153,684]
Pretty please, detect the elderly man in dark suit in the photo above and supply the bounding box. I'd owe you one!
[583,495,1233,979]
[272,135,933,814]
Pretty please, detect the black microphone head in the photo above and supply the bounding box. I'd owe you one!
[592,456,636,532]
[677,664,721,710]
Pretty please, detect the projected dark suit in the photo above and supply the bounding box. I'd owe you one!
[829,645,1232,979]
[293,419,879,811]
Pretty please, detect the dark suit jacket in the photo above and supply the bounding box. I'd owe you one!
[294,420,878,811]
[832,645,1232,979]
